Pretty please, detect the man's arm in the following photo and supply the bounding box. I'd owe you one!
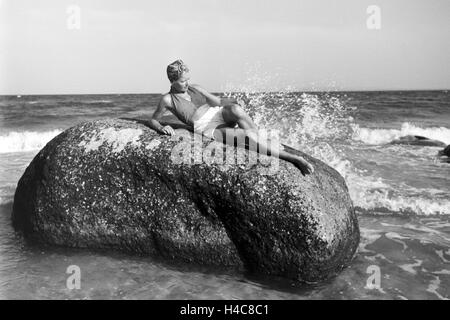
[191,84,237,107]
[150,95,175,135]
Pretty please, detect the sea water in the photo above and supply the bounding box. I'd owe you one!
[0,91,449,299]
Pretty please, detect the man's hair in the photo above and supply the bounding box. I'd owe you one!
[167,59,189,82]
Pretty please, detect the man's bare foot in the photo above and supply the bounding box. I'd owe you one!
[293,157,314,175]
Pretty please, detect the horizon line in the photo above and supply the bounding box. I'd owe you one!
[1,88,449,97]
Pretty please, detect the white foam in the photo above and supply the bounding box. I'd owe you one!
[359,228,384,253]
[352,122,450,145]
[432,269,450,275]
[355,192,450,215]
[0,196,13,205]
[435,250,450,263]
[322,147,450,214]
[385,232,409,251]
[85,100,113,104]
[399,259,423,275]
[364,253,393,264]
[292,119,450,216]
[0,129,62,154]
[0,185,15,205]
[427,276,449,300]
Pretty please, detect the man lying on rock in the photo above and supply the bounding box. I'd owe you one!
[149,59,314,175]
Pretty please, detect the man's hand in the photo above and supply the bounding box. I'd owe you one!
[190,84,222,107]
[161,125,175,136]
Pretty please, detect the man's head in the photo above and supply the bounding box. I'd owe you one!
[167,59,190,92]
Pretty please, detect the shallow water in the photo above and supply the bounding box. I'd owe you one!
[1,201,449,300]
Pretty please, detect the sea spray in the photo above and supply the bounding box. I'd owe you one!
[223,82,450,216]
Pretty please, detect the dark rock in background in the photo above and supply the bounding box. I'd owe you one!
[389,135,446,147]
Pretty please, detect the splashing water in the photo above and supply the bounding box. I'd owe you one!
[351,122,450,145]
[224,85,358,178]
[222,79,450,216]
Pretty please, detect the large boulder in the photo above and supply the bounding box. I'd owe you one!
[12,118,359,282]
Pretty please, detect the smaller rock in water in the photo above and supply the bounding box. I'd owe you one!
[389,135,446,147]
[438,145,450,157]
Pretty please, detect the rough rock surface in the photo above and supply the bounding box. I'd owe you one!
[12,118,359,282]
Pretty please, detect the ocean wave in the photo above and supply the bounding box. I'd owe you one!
[352,123,450,145]
[0,184,15,205]
[0,197,14,205]
[0,196,13,205]
[348,175,450,215]
[354,196,450,216]
[226,82,450,216]
[84,100,113,104]
[0,129,62,154]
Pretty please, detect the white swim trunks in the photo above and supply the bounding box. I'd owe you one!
[193,105,226,140]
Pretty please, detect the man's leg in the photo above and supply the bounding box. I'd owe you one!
[221,104,257,131]
[214,127,314,175]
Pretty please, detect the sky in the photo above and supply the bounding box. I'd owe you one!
[0,0,449,94]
